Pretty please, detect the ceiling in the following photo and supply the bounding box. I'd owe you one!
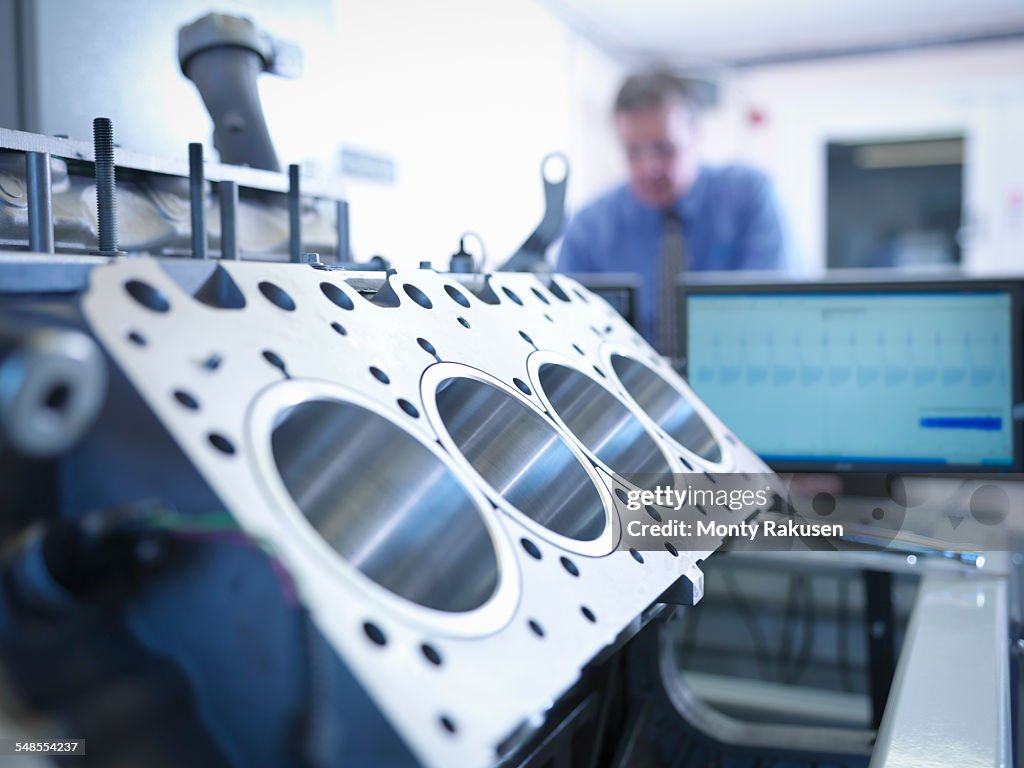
[539,0,1024,67]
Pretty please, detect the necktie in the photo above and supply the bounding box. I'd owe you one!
[656,211,687,359]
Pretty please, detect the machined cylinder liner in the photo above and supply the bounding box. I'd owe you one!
[609,353,722,464]
[423,364,616,556]
[266,390,506,614]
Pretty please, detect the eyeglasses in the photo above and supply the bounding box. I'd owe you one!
[624,141,679,164]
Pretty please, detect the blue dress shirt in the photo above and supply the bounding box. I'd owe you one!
[557,164,791,343]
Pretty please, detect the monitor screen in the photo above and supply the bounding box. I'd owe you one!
[683,280,1021,471]
[568,272,640,328]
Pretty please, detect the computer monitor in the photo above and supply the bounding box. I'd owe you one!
[682,278,1022,472]
[569,272,640,328]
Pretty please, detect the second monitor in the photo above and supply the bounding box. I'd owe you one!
[682,277,1021,473]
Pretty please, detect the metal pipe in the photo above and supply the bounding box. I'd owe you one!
[189,142,207,260]
[25,152,54,254]
[178,13,282,172]
[218,180,239,260]
[0,322,107,458]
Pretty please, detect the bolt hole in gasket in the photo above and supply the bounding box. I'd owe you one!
[174,390,200,410]
[445,285,471,308]
[547,280,571,302]
[125,279,170,312]
[502,286,523,306]
[418,338,439,358]
[320,281,355,310]
[520,538,542,560]
[262,350,288,375]
[363,621,387,646]
[421,644,443,666]
[403,283,433,309]
[258,281,296,311]
[208,432,236,455]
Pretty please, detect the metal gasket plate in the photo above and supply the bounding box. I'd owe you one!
[80,258,775,767]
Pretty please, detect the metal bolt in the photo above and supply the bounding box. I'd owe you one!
[92,117,118,255]
[219,180,239,260]
[288,163,301,263]
[189,142,207,260]
[336,199,350,263]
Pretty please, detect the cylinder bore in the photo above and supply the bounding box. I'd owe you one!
[433,376,607,542]
[610,354,721,463]
[537,363,674,487]
[271,398,498,613]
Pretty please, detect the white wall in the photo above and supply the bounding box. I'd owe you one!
[706,41,1024,274]
[563,35,626,214]
[332,0,622,270]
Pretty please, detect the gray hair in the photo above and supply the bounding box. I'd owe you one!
[613,71,703,119]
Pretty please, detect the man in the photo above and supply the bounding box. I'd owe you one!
[557,71,792,353]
